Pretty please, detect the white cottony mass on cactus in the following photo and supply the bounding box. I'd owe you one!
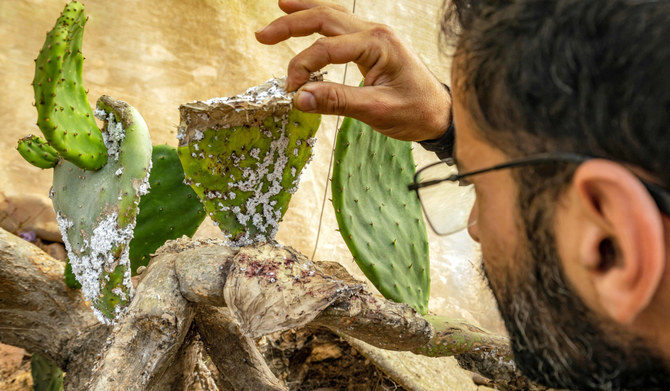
[56,211,135,323]
[51,96,152,323]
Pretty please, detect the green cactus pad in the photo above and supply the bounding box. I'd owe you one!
[128,145,206,274]
[177,77,321,246]
[64,258,82,289]
[17,135,60,169]
[31,354,64,391]
[33,1,107,170]
[332,117,430,314]
[52,95,152,323]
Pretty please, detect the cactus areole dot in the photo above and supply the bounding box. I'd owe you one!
[177,76,321,246]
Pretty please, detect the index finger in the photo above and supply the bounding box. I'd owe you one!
[286,31,385,90]
[256,6,368,45]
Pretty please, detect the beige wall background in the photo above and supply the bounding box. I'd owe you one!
[0,0,503,333]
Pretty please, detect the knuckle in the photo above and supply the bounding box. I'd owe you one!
[314,36,330,48]
[369,24,395,40]
[324,87,347,115]
[314,5,337,18]
[287,57,309,79]
[312,37,332,58]
[287,56,301,72]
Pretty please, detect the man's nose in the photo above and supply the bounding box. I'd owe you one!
[467,203,479,242]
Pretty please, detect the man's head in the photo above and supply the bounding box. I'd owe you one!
[443,0,670,389]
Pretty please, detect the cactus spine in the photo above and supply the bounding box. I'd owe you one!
[332,117,430,314]
[177,77,321,246]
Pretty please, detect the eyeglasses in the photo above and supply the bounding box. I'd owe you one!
[408,152,670,236]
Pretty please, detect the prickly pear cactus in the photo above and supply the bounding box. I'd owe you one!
[17,135,60,169]
[31,354,64,391]
[332,117,430,314]
[52,95,152,323]
[32,1,107,170]
[64,258,82,289]
[177,77,321,246]
[129,145,206,274]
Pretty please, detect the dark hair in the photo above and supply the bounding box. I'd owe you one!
[442,0,670,188]
[440,2,670,388]
[441,0,512,39]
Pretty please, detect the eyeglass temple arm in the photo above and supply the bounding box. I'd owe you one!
[408,153,588,191]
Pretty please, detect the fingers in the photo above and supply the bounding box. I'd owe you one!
[295,82,400,134]
[295,82,384,118]
[278,0,350,14]
[286,30,391,91]
[256,5,366,45]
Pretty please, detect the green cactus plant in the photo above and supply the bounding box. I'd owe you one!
[64,258,82,289]
[52,95,152,323]
[331,117,430,314]
[177,77,321,246]
[31,354,64,391]
[128,145,206,274]
[18,1,154,322]
[32,0,107,171]
[16,135,60,169]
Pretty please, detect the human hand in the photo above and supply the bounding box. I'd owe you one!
[255,0,452,142]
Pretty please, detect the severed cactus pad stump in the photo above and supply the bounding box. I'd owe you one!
[177,77,321,246]
[52,95,152,323]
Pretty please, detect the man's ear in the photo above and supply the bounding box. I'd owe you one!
[572,159,665,324]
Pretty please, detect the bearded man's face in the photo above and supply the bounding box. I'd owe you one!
[486,195,670,390]
[450,88,670,390]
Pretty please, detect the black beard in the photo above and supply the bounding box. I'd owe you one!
[482,214,670,390]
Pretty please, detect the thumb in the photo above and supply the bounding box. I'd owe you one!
[294,81,390,124]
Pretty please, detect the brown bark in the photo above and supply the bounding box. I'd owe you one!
[83,251,195,391]
[196,306,286,391]
[0,228,543,390]
[0,228,96,368]
[149,326,222,391]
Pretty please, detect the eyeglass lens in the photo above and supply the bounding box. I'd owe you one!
[416,163,476,235]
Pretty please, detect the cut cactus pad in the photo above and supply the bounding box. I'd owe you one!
[177,77,321,246]
[332,117,430,314]
[52,95,152,323]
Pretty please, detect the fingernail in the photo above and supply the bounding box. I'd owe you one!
[255,25,268,34]
[296,91,316,112]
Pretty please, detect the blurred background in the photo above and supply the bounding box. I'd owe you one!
[0,0,502,334]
